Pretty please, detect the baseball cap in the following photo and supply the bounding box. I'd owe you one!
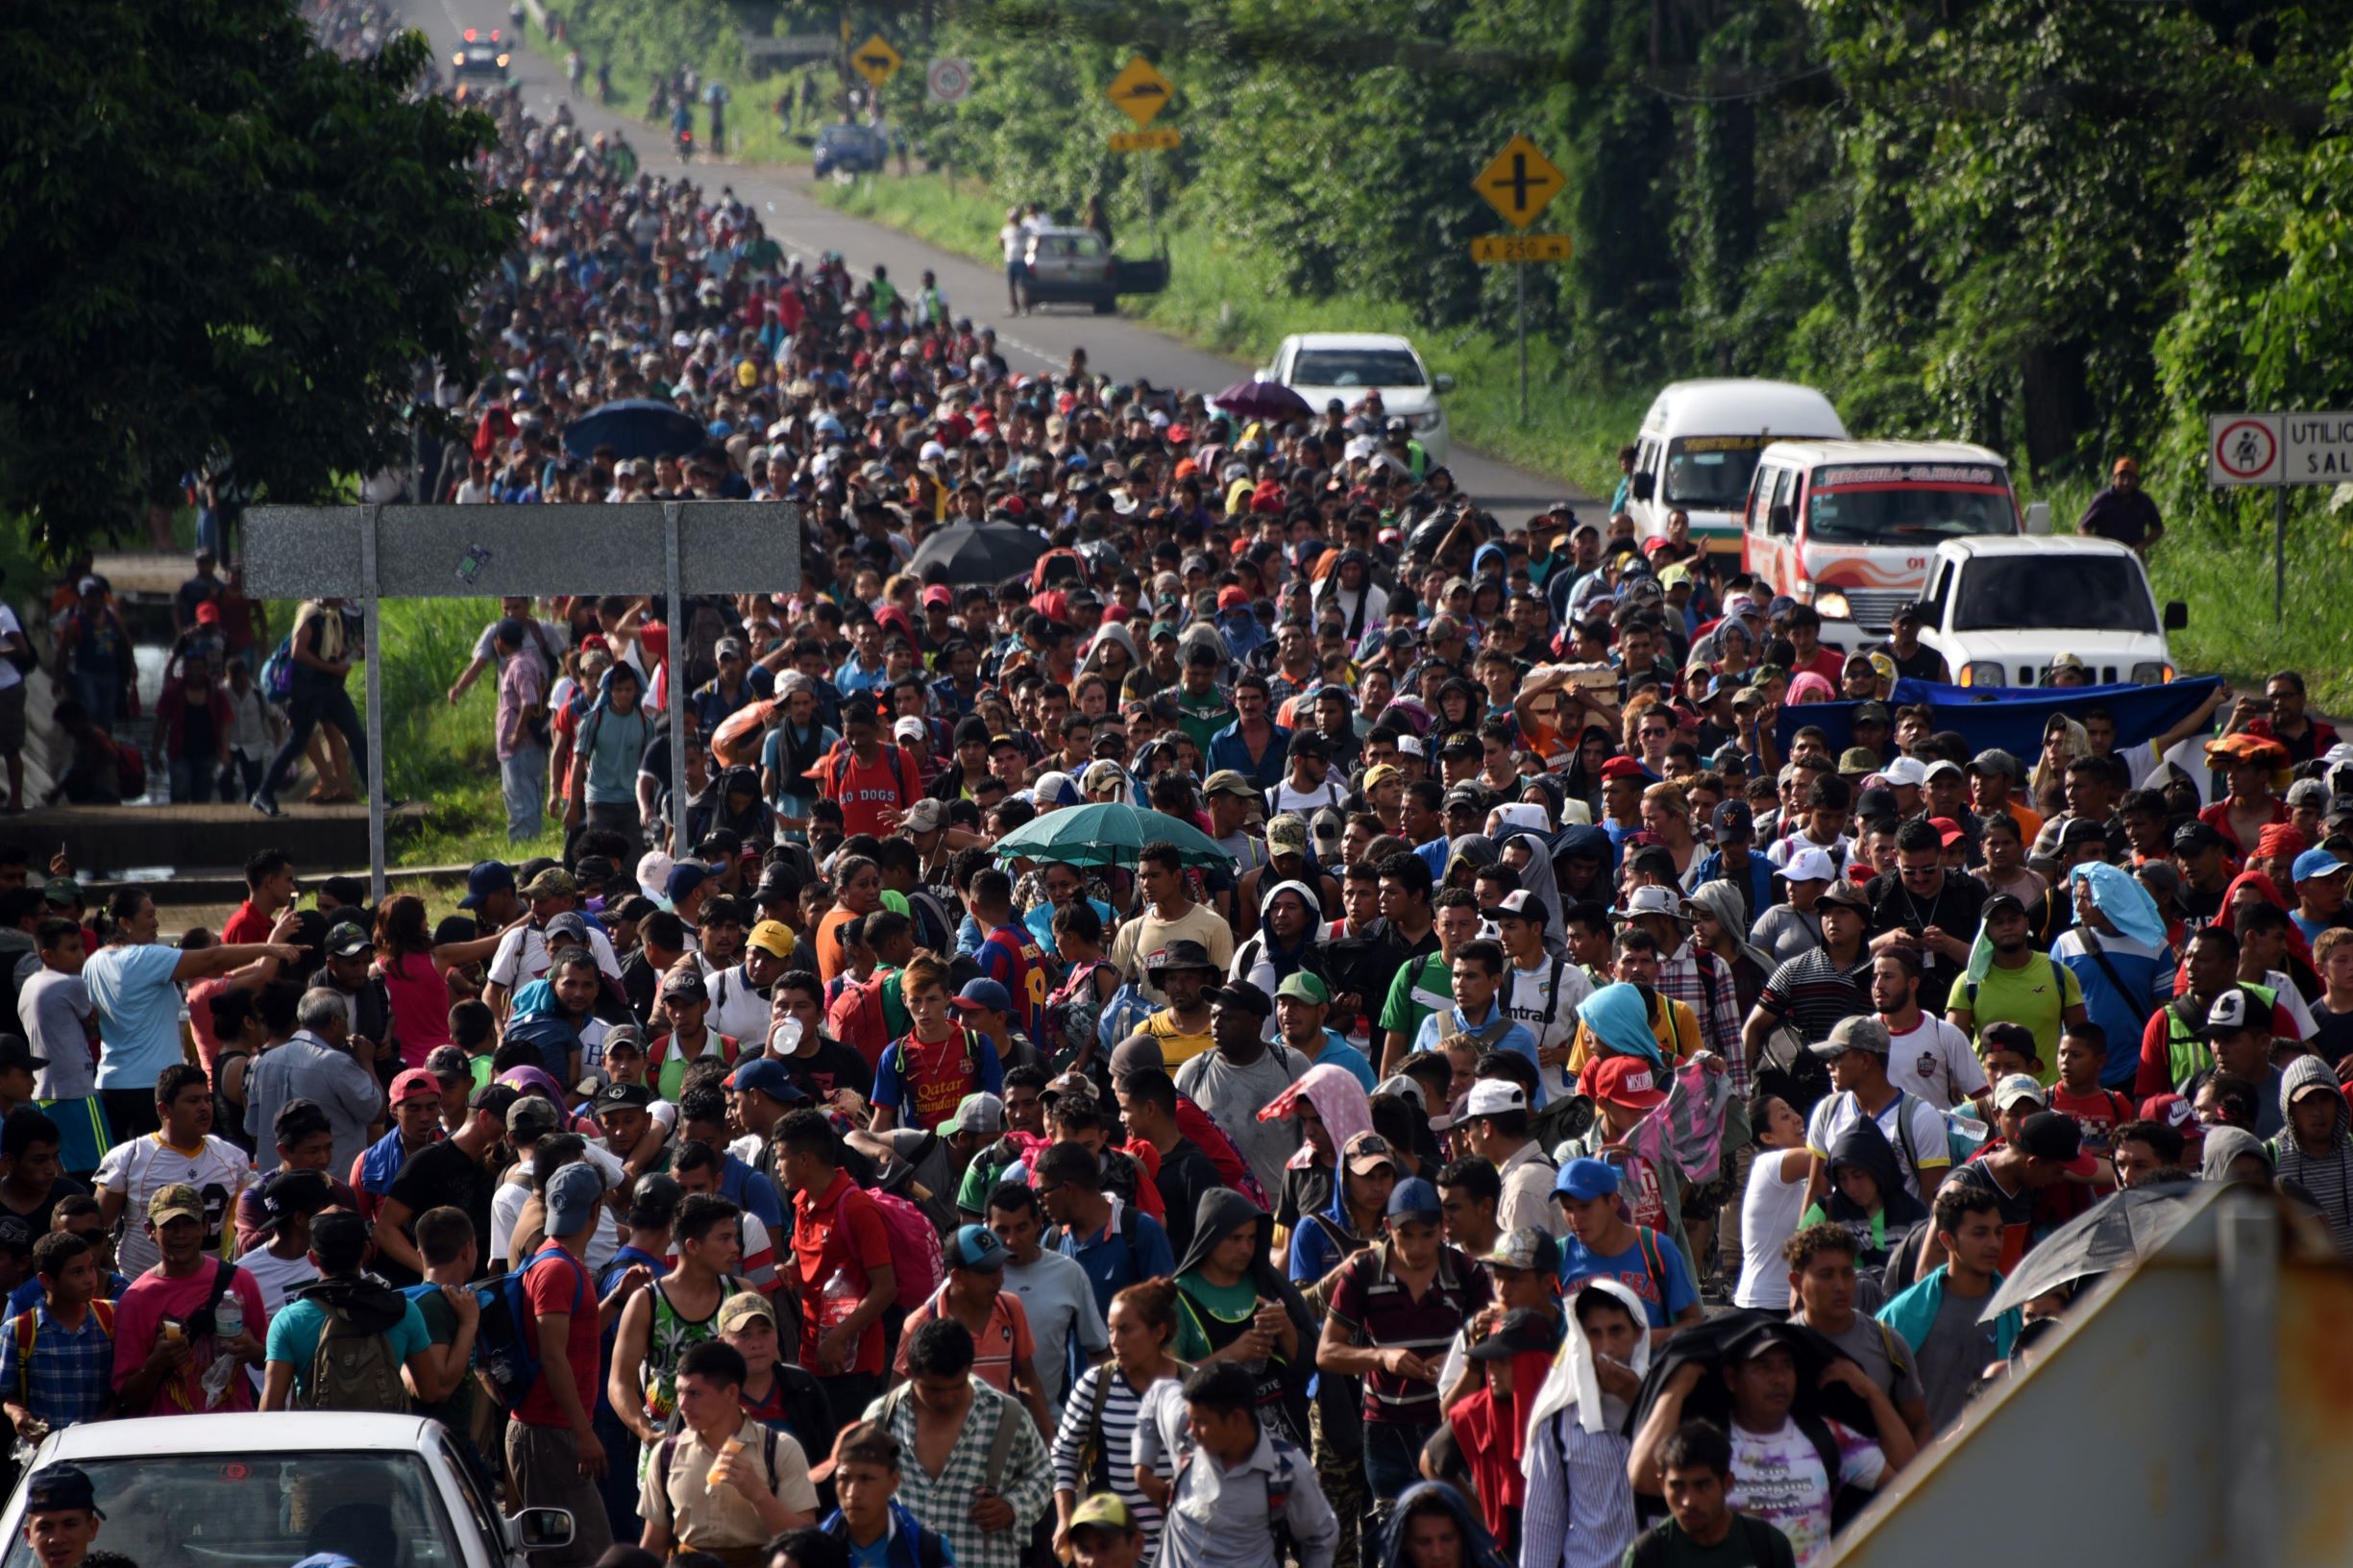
[521,867,577,899]
[1616,886,1689,923]
[1816,880,1871,912]
[744,920,797,962]
[2201,988,2260,1039]
[1342,1130,1399,1176]
[595,1080,656,1112]
[0,1035,47,1074]
[1266,816,1310,855]
[947,1223,1010,1272]
[543,911,592,945]
[544,1162,605,1237]
[1553,1157,1622,1202]
[1479,1228,1564,1277]
[2140,1092,2199,1140]
[727,1057,811,1104]
[257,1167,332,1227]
[2016,1110,2096,1177]
[1977,1020,2041,1064]
[1838,747,1880,774]
[1589,1055,1667,1109]
[1811,1015,1891,1059]
[1927,816,1969,848]
[390,1067,442,1104]
[37,877,77,908]
[2172,820,2229,855]
[1202,769,1257,800]
[1598,755,1648,782]
[1067,1495,1141,1536]
[2292,847,2348,883]
[1979,892,2028,922]
[716,1292,777,1334]
[22,1465,102,1519]
[1993,1072,2047,1112]
[1274,971,1330,1006]
[1464,1079,1528,1118]
[666,863,709,904]
[1968,748,2026,782]
[458,860,515,910]
[903,798,951,834]
[1711,799,1754,843]
[893,716,927,745]
[506,1095,561,1139]
[1206,983,1274,1017]
[1386,1176,1442,1221]
[942,1092,1006,1138]
[948,977,1012,1015]
[147,1183,206,1227]
[1146,939,1218,975]
[1484,889,1549,926]
[1108,1038,1164,1078]
[1467,1307,1562,1361]
[1781,846,1835,883]
[326,923,372,959]
[661,968,709,1003]
[425,1044,474,1083]
[1852,700,1892,727]
[1881,755,1928,788]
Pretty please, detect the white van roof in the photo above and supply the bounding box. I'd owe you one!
[1757,438,2007,469]
[1639,380,1847,440]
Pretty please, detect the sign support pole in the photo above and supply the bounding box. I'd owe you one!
[362,504,385,904]
[664,503,689,855]
[2275,484,2287,624]
[1516,259,1528,426]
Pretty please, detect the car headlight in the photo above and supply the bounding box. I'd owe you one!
[2131,662,2170,685]
[1813,590,1851,621]
[1408,410,1444,434]
[1962,661,2005,688]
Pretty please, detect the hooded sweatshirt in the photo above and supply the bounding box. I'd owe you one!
[2267,1055,2353,1253]
[2199,1124,2273,1183]
[1172,1188,1317,1442]
[1804,1116,1929,1285]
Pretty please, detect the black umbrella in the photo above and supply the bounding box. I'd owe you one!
[1982,1183,2201,1321]
[905,521,1050,587]
[561,399,709,460]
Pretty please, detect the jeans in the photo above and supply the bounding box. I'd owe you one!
[501,745,548,842]
[1361,1419,1434,1504]
[258,674,366,804]
[223,751,264,800]
[167,756,219,804]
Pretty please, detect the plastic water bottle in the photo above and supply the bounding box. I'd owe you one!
[201,1295,245,1409]
[819,1267,858,1334]
[213,1295,244,1345]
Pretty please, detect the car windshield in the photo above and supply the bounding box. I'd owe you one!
[1806,464,2015,545]
[1290,349,1426,388]
[1,1452,468,1568]
[1950,555,2157,634]
[1664,436,1770,509]
[1033,233,1106,257]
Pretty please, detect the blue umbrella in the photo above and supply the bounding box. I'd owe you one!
[561,399,709,460]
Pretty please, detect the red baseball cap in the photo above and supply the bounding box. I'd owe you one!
[193,600,221,625]
[1588,1055,1668,1111]
[1598,756,1649,782]
[1926,816,1967,847]
[1216,586,1250,612]
[391,1068,442,1105]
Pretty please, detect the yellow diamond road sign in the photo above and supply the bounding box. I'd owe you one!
[851,33,902,90]
[1105,55,1173,127]
[1473,135,1564,231]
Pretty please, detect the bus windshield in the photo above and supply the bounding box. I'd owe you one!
[1806,464,2016,546]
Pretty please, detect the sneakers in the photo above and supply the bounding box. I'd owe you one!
[249,794,280,818]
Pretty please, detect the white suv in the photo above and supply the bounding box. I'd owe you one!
[1262,333,1454,465]
[1917,536,2188,687]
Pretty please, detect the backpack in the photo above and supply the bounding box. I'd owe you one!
[259,635,295,702]
[826,973,895,1066]
[303,1292,411,1413]
[861,1189,944,1310]
[12,1302,113,1402]
[480,1244,589,1410]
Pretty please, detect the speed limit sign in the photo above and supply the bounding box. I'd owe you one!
[926,58,973,105]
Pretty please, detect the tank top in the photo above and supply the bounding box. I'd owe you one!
[642,1277,741,1424]
[380,951,453,1067]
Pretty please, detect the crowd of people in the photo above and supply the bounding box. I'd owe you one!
[11,9,2353,1568]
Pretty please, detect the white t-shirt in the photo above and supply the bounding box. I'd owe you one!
[999,223,1024,263]
[1732,1149,1811,1310]
[1767,828,1851,871]
[489,1141,628,1275]
[1504,955,1593,1077]
[98,1133,256,1277]
[697,961,774,1045]
[489,922,624,989]
[1268,778,1347,819]
[1803,1089,1951,1202]
[1728,1416,1886,1568]
[1882,1013,1987,1112]
[0,605,22,692]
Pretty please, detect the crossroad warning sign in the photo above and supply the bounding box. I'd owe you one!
[1105,56,1173,127]
[1473,135,1564,231]
[851,33,902,91]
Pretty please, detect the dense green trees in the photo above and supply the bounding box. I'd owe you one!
[0,1,520,555]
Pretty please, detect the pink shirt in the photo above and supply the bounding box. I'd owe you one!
[110,1261,267,1417]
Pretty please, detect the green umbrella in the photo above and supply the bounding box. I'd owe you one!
[991,801,1236,870]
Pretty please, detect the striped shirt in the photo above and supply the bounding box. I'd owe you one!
[1519,1407,1637,1568]
[1754,948,1875,1046]
[1324,1242,1491,1427]
[0,1301,116,1431]
[1049,1363,1172,1557]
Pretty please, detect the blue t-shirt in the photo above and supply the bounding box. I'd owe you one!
[1305,1035,1377,1091]
[1557,1226,1696,1328]
[84,943,189,1090]
[1055,1205,1176,1314]
[1409,1005,1543,1099]
[581,704,654,805]
[1286,1212,1364,1285]
[264,1290,432,1402]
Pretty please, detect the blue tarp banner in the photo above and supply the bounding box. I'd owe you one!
[1775,675,2224,759]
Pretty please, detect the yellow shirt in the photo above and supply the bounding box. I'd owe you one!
[1563,992,1700,1079]
[1143,1009,1216,1068]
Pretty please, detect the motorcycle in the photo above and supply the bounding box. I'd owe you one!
[674,126,694,162]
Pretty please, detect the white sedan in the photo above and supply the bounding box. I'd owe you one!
[1262,332,1455,467]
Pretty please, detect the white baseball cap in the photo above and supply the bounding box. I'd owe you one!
[1783,846,1837,884]
[1464,1080,1528,1118]
[1881,756,1929,788]
[1994,1072,2047,1112]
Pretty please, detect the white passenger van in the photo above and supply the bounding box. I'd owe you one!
[1626,380,1848,557]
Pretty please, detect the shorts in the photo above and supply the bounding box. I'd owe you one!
[0,681,24,751]
[1680,1173,1734,1223]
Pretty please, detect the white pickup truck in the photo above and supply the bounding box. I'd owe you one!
[1916,535,2188,687]
[0,1413,574,1568]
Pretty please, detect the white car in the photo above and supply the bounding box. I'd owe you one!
[1261,333,1455,466]
[1916,535,2188,687]
[0,1412,574,1568]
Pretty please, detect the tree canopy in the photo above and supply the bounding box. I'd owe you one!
[0,0,522,556]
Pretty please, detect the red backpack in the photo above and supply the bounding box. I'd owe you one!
[863,1189,944,1309]
[827,973,895,1070]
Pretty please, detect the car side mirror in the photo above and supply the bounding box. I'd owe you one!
[2022,502,2051,534]
[511,1509,576,1553]
[1433,373,1457,394]
[2164,599,2189,631]
[1769,503,1794,536]
[1630,473,1655,502]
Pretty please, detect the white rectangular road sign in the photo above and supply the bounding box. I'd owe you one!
[2209,410,2353,486]
[2283,411,2353,483]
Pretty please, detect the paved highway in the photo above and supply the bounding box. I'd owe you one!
[398,0,1581,527]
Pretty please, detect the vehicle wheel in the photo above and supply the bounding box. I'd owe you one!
[1092,298,1116,315]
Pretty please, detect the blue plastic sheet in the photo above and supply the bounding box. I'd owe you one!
[1775,675,2223,759]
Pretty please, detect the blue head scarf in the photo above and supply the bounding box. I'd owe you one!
[1575,982,1664,1067]
[2071,860,2166,949]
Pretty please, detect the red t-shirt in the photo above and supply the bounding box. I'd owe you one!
[791,1170,894,1375]
[2048,1084,2135,1164]
[513,1244,601,1429]
[821,747,916,839]
[220,900,273,945]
